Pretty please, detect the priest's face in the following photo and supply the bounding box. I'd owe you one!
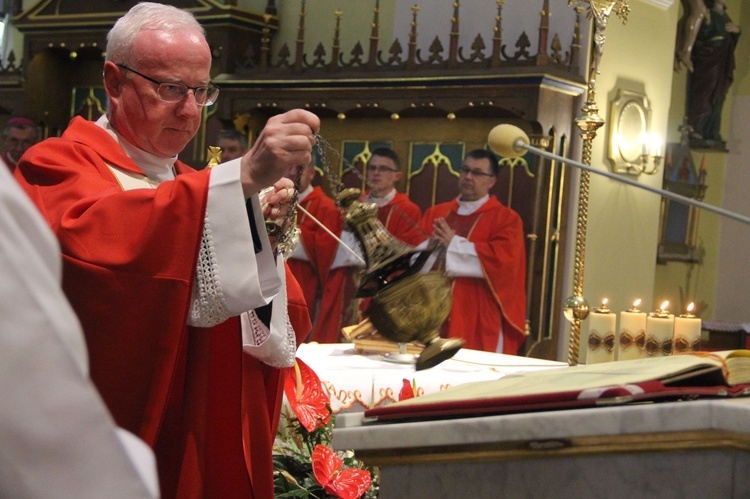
[458,156,496,201]
[105,28,212,158]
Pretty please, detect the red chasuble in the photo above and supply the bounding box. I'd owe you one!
[289,186,358,345]
[420,196,527,355]
[14,117,308,498]
[288,186,340,325]
[307,202,353,344]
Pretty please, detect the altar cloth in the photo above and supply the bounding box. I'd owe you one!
[295,342,564,413]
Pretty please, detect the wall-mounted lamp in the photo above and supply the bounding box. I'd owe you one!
[607,89,661,175]
[632,131,663,175]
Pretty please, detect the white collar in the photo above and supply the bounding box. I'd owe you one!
[298,184,313,202]
[96,115,178,182]
[367,187,396,207]
[456,194,489,215]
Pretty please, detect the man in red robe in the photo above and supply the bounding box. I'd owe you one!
[286,162,341,332]
[362,147,424,246]
[13,3,319,498]
[420,149,527,355]
[1,117,37,174]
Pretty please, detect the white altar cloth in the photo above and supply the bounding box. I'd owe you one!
[295,343,564,413]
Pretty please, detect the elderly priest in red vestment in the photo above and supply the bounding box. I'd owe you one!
[420,148,527,355]
[13,3,318,498]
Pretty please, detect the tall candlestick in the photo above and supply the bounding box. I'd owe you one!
[618,298,646,360]
[674,302,701,353]
[587,298,616,364]
[645,301,674,357]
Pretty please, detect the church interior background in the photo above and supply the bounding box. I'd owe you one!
[1,0,749,361]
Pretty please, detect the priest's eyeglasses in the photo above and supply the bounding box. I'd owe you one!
[459,166,495,178]
[116,64,220,107]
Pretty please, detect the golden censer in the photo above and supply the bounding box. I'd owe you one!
[339,189,464,370]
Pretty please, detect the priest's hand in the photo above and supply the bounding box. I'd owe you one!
[260,178,296,250]
[432,217,456,246]
[240,109,320,199]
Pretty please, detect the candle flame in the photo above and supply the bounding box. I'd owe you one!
[660,300,669,311]
[602,297,608,306]
[687,302,695,313]
[633,298,641,308]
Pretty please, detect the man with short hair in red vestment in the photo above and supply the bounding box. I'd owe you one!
[420,149,527,355]
[362,147,423,245]
[13,3,318,498]
[286,162,341,333]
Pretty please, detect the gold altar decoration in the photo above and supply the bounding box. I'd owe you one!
[340,189,464,371]
[565,0,629,365]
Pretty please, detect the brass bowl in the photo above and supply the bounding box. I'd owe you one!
[367,271,464,370]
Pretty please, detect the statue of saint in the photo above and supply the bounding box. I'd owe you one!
[682,0,741,146]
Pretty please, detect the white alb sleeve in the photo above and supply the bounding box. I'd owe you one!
[240,257,297,368]
[444,235,485,278]
[189,159,281,326]
[330,229,365,269]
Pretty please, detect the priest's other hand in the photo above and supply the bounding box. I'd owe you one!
[240,109,320,198]
[261,178,295,222]
[432,217,456,246]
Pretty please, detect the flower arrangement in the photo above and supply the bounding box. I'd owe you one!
[274,358,379,498]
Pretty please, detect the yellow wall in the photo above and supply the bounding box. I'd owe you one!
[654,0,745,321]
[578,0,678,327]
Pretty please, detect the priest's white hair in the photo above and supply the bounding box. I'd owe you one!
[106,2,206,67]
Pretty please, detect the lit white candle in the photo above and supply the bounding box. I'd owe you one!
[587,298,616,364]
[673,302,702,353]
[653,135,662,158]
[618,298,647,361]
[645,301,674,357]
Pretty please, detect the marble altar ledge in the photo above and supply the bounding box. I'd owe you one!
[333,399,750,498]
[334,398,750,460]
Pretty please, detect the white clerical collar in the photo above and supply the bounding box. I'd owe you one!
[298,184,313,202]
[456,194,489,215]
[367,188,396,207]
[96,115,178,183]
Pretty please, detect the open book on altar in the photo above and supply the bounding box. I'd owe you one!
[363,350,750,423]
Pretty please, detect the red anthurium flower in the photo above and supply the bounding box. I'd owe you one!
[284,358,331,432]
[312,445,372,499]
[398,378,415,401]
